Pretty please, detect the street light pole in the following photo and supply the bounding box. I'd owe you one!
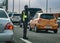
[13,0,14,12]
[19,0,20,14]
[46,0,48,13]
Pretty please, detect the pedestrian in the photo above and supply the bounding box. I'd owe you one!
[22,5,28,39]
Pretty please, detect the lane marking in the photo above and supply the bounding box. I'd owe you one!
[20,38,32,43]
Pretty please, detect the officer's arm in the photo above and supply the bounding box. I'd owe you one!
[21,12,23,22]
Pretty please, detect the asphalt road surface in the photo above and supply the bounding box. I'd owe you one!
[14,24,60,43]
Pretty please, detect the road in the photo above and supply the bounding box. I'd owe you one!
[14,24,60,43]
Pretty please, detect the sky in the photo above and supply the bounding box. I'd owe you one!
[8,0,60,13]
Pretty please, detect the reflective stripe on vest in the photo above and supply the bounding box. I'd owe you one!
[23,12,27,21]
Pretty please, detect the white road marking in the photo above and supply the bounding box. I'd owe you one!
[20,38,32,43]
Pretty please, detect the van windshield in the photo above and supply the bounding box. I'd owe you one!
[40,14,54,20]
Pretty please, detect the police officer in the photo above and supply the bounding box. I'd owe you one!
[22,5,28,39]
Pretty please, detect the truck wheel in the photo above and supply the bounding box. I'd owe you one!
[54,30,58,33]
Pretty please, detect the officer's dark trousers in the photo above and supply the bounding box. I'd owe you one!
[23,22,27,38]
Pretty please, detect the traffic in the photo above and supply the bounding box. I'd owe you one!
[0,0,60,43]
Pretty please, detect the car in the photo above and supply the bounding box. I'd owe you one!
[8,13,14,20]
[8,13,13,18]
[57,17,60,27]
[0,8,14,43]
[11,14,21,24]
[29,13,58,33]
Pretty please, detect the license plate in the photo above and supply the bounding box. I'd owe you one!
[46,26,51,28]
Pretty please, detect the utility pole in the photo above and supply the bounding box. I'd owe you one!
[29,0,30,8]
[46,0,48,13]
[49,8,51,13]
[6,0,8,11]
[13,0,14,12]
[19,0,20,14]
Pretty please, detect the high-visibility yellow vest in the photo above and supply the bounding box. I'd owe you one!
[23,12,27,21]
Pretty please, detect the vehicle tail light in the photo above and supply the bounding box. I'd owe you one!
[5,22,14,30]
[38,18,42,23]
